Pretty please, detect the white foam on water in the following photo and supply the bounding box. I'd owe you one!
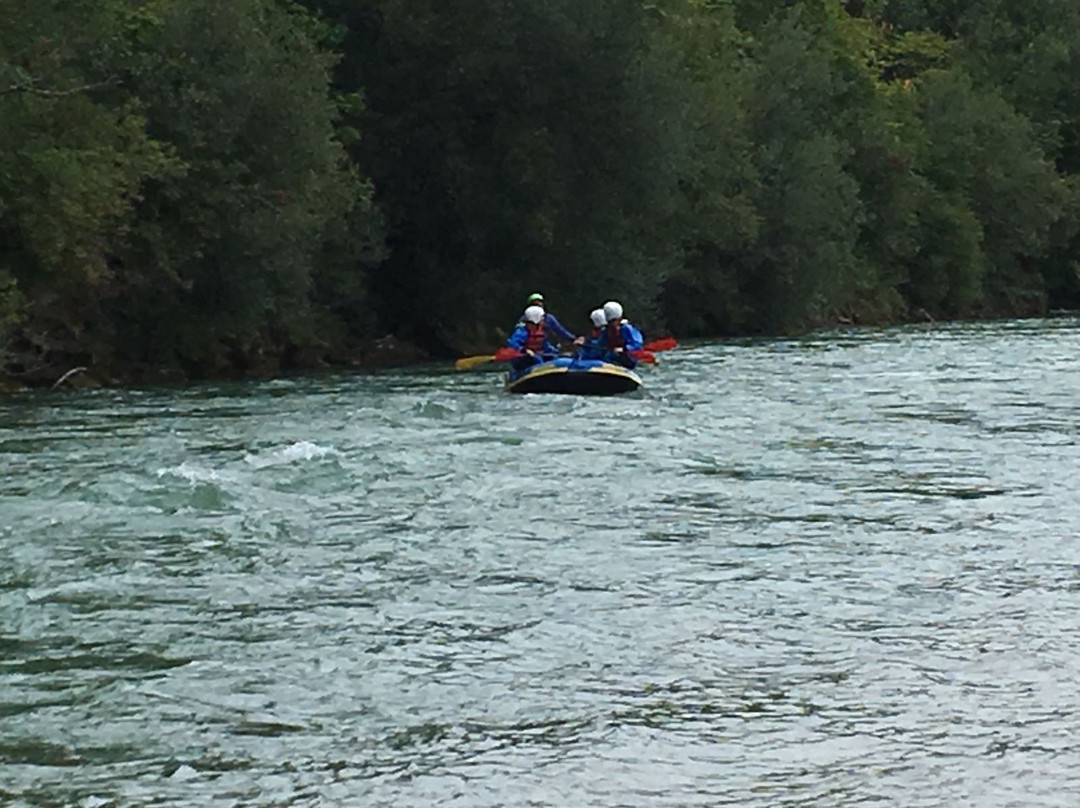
[155,462,222,484]
[243,440,337,468]
[169,764,199,781]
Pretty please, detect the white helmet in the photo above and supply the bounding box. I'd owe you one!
[590,308,607,327]
[602,300,623,322]
[523,305,545,324]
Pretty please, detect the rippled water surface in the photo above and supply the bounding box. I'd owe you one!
[4,319,1080,807]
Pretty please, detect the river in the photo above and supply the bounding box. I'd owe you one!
[3,319,1080,806]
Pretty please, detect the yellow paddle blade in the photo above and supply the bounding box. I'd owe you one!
[454,354,496,370]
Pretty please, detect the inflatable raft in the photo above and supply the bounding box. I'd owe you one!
[505,356,642,395]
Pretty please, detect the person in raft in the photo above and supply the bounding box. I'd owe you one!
[576,308,608,360]
[506,305,561,370]
[598,300,644,368]
[521,292,581,347]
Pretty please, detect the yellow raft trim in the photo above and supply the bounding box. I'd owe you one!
[504,361,643,393]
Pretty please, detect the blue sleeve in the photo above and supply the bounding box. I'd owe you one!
[579,338,604,360]
[506,325,527,349]
[545,313,576,341]
[622,323,644,351]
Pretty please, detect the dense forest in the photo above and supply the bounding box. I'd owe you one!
[3,0,1080,387]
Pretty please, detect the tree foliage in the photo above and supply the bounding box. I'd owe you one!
[3,0,1080,385]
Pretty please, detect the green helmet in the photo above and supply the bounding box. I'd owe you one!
[527,292,544,304]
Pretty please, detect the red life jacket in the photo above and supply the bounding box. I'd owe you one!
[605,320,623,349]
[524,321,546,353]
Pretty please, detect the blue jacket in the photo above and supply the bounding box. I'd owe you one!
[519,311,576,342]
[506,323,558,355]
[598,320,644,352]
[544,312,576,342]
[576,328,607,360]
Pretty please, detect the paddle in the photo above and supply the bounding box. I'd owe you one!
[454,337,674,369]
[454,354,497,370]
[621,337,674,364]
[453,346,527,369]
[641,336,677,353]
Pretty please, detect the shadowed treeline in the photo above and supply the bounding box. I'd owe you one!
[3,0,1079,385]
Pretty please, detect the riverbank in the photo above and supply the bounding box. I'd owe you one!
[5,309,1079,396]
[0,333,431,395]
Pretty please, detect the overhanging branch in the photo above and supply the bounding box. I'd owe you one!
[1,77,122,97]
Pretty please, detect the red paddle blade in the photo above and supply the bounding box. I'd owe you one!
[628,350,656,364]
[641,337,677,353]
[493,347,521,361]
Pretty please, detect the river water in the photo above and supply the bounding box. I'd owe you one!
[2,319,1080,807]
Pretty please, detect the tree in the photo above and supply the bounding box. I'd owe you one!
[113,0,380,376]
[0,0,173,379]
[911,69,1065,314]
[308,0,699,351]
[736,5,868,330]
[657,0,761,336]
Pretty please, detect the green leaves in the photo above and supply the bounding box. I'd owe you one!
[111,0,380,372]
[0,0,176,378]
[5,0,1080,385]
[1,0,379,381]
[912,69,1064,313]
